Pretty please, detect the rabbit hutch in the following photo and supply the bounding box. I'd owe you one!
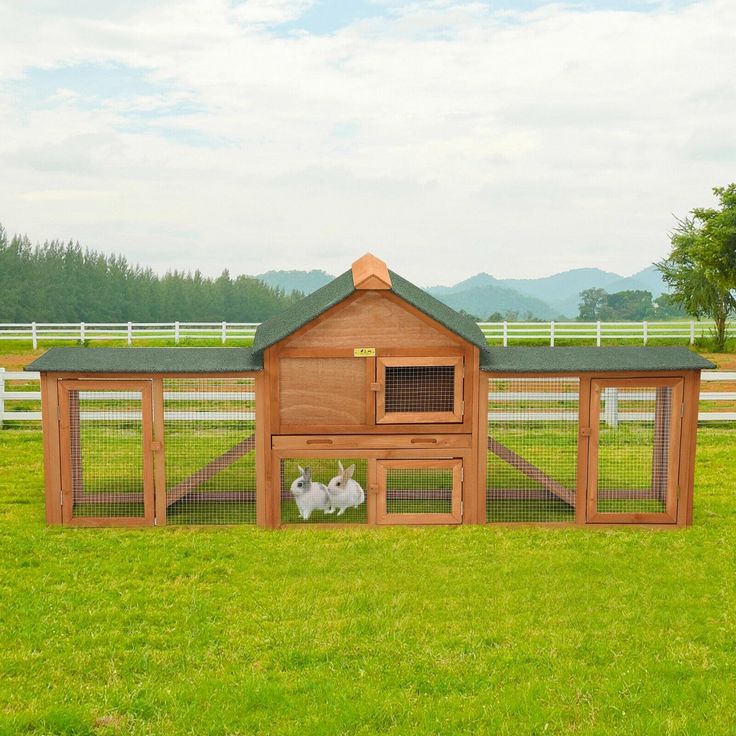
[28,253,714,529]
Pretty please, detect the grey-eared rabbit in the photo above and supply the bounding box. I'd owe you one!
[326,461,365,515]
[290,466,331,520]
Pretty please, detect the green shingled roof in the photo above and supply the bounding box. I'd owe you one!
[480,346,715,373]
[25,347,263,373]
[251,268,489,353]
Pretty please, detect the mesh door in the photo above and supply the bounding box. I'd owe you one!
[67,387,148,520]
[280,457,367,524]
[378,460,462,524]
[487,378,579,523]
[595,385,674,515]
[385,366,455,413]
[164,379,256,524]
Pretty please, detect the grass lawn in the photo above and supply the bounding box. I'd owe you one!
[0,430,735,735]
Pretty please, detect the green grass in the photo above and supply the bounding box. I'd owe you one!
[1,429,736,735]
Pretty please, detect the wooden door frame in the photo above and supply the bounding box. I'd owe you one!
[586,377,684,524]
[58,379,155,527]
[376,458,463,525]
[376,356,464,424]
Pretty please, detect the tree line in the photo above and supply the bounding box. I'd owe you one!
[0,226,302,323]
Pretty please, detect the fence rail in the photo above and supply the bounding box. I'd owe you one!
[0,319,733,347]
[2,370,735,425]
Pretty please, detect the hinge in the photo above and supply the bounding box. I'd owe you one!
[56,405,61,423]
[460,466,464,482]
[460,500,464,518]
[461,400,465,415]
[681,402,685,417]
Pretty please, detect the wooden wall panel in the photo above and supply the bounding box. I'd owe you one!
[285,291,459,349]
[279,357,369,426]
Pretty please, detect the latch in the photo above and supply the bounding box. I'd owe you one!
[580,427,592,437]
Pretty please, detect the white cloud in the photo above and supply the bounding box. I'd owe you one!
[0,0,734,283]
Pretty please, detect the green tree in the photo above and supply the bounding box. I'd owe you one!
[578,288,608,321]
[657,184,736,350]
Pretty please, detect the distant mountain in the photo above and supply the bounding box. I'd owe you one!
[259,263,669,320]
[257,269,333,295]
[437,284,563,321]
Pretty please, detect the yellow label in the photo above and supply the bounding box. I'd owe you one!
[353,347,376,357]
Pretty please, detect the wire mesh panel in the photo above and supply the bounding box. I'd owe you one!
[594,385,676,516]
[62,383,152,522]
[385,366,455,413]
[378,460,462,524]
[487,378,579,523]
[378,357,463,423]
[164,378,256,524]
[279,458,367,524]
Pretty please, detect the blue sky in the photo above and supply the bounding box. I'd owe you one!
[0,0,732,283]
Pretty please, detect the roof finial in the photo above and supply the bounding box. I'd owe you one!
[351,253,392,290]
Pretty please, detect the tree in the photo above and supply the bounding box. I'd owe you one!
[657,184,736,350]
[578,288,608,321]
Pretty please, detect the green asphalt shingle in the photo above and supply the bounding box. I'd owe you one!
[25,347,263,373]
[251,268,488,353]
[480,346,715,373]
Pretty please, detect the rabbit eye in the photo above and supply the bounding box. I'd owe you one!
[336,481,341,487]
[297,482,303,488]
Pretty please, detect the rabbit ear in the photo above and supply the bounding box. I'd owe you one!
[303,467,312,483]
[337,460,344,474]
[298,465,305,477]
[344,464,355,480]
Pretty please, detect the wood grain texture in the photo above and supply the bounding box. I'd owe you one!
[352,253,392,289]
[286,292,459,349]
[279,357,369,426]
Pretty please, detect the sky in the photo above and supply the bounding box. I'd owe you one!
[0,0,734,285]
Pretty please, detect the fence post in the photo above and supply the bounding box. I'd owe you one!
[174,321,180,345]
[221,321,227,344]
[690,320,695,346]
[596,321,601,347]
[550,321,555,347]
[0,367,4,430]
[127,322,133,346]
[603,387,619,428]
[502,321,508,347]
[79,322,85,345]
[31,322,38,350]
[643,321,648,346]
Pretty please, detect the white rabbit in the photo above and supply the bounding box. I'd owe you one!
[290,466,331,520]
[326,461,365,516]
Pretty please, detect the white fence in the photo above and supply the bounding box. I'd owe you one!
[0,319,732,347]
[2,369,735,426]
[477,320,733,346]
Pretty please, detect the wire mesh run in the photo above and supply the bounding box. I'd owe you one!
[164,378,256,524]
[70,389,146,518]
[487,378,579,522]
[596,386,672,514]
[280,458,367,524]
[384,466,454,516]
[384,365,455,414]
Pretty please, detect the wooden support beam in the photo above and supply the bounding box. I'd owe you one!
[166,433,256,507]
[487,435,576,508]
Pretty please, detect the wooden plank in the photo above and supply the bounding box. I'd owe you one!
[152,378,167,525]
[272,434,472,449]
[279,356,369,426]
[487,435,576,507]
[576,376,591,525]
[41,375,62,524]
[140,382,156,525]
[166,433,256,507]
[680,371,701,526]
[286,291,459,349]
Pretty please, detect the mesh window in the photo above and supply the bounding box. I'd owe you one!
[385,466,454,515]
[164,378,256,524]
[385,365,455,413]
[280,458,367,524]
[70,389,146,518]
[487,378,579,522]
[596,386,672,514]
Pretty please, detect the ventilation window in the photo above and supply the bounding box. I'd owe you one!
[377,357,463,423]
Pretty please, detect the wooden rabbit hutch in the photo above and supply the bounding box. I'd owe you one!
[28,253,714,528]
